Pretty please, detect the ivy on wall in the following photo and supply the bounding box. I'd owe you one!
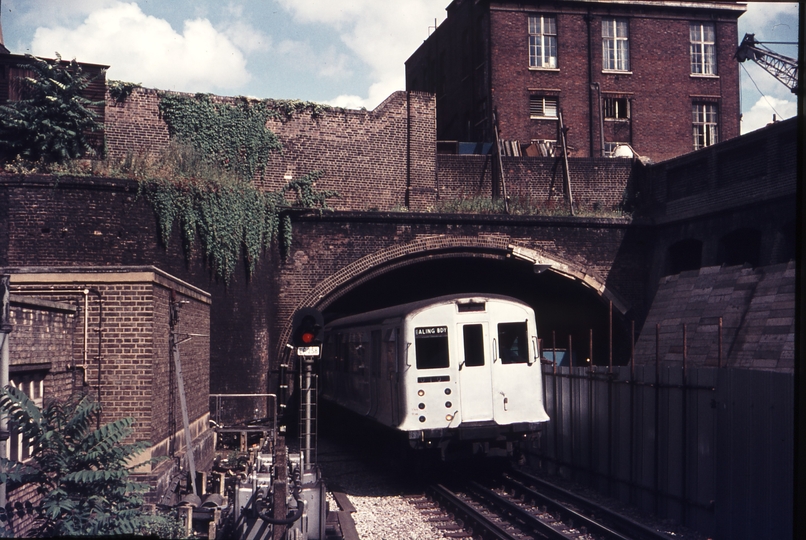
[158,93,282,183]
[151,94,339,280]
[135,136,336,281]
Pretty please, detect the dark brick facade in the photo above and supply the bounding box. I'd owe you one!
[2,269,214,506]
[406,0,743,162]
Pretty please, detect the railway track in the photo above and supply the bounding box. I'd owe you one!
[410,468,676,540]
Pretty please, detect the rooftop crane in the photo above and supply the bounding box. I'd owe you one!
[735,33,799,94]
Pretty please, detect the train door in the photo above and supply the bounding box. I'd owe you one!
[491,320,546,423]
[369,330,381,417]
[457,323,494,421]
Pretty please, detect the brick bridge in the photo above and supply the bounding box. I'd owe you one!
[0,90,795,400]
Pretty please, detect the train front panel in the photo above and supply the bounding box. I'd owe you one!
[398,297,549,441]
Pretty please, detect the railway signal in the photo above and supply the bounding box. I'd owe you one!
[291,307,323,357]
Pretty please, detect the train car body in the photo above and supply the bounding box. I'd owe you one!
[320,294,549,457]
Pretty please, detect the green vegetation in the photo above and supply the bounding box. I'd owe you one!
[0,388,182,537]
[0,54,102,163]
[107,80,141,103]
[158,94,282,183]
[424,194,629,218]
[135,144,335,279]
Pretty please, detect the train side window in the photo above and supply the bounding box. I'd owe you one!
[415,326,449,370]
[371,330,381,377]
[462,324,485,367]
[498,322,528,364]
[385,329,398,373]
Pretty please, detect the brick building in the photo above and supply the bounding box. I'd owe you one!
[0,267,215,529]
[405,0,744,162]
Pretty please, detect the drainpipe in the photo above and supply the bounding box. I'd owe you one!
[0,276,12,512]
[591,82,605,157]
[585,12,595,158]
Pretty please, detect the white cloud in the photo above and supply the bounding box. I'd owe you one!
[740,2,798,38]
[276,0,447,108]
[220,20,271,54]
[325,94,368,109]
[29,1,251,93]
[741,95,797,134]
[275,39,352,79]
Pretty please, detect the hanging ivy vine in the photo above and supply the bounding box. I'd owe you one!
[140,93,339,281]
[140,165,335,280]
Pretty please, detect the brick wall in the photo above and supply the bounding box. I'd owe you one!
[437,154,637,210]
[637,117,797,305]
[0,173,275,401]
[5,269,213,503]
[407,0,742,162]
[103,87,438,211]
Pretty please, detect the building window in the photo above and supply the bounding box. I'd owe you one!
[603,97,629,119]
[602,18,630,71]
[530,96,558,119]
[6,374,44,463]
[529,15,557,68]
[692,103,718,150]
[690,22,717,75]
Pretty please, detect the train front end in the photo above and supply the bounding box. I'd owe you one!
[399,296,549,457]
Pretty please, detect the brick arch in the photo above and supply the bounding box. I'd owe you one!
[278,236,628,354]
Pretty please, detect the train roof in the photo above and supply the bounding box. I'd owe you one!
[324,293,532,331]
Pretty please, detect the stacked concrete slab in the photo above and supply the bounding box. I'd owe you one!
[634,261,795,371]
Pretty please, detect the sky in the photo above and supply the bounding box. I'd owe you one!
[0,1,799,135]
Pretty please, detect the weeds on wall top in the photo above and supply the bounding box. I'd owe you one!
[158,93,283,183]
[108,80,141,103]
[131,143,336,281]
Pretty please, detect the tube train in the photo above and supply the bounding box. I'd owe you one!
[320,293,550,458]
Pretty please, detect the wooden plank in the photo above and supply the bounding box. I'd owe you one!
[332,491,356,513]
[336,510,361,540]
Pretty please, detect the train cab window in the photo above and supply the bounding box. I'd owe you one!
[415,326,450,369]
[498,322,529,364]
[463,324,485,367]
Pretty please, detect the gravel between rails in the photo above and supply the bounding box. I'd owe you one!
[316,436,453,540]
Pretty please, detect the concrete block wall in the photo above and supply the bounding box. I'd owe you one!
[633,262,795,371]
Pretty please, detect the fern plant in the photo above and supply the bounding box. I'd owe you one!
[0,54,103,164]
[0,388,160,537]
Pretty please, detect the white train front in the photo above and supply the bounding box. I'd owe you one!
[320,294,550,457]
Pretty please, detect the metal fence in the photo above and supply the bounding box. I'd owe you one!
[535,365,793,540]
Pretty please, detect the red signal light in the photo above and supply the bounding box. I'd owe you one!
[301,332,315,344]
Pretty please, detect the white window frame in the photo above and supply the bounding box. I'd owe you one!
[692,103,719,150]
[6,375,44,463]
[530,96,558,119]
[530,139,558,157]
[529,15,558,69]
[602,18,630,72]
[603,96,630,120]
[690,22,717,75]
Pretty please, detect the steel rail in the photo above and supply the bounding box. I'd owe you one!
[505,469,675,540]
[465,481,589,540]
[427,484,518,540]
